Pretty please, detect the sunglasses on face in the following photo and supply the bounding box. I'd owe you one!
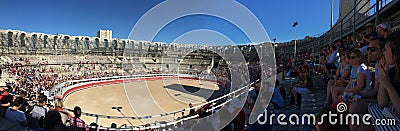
[367,47,381,52]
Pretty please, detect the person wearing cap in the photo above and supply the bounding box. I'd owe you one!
[377,23,389,39]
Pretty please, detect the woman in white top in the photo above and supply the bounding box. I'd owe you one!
[341,49,372,99]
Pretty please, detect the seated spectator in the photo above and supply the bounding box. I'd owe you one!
[361,37,386,99]
[326,52,350,104]
[362,23,379,44]
[270,80,284,109]
[377,24,389,39]
[359,24,379,55]
[69,106,86,131]
[349,37,386,130]
[368,31,400,131]
[291,69,313,106]
[334,50,372,103]
[4,96,27,128]
[321,45,339,76]
[247,82,260,112]
[315,106,340,131]
[276,79,287,101]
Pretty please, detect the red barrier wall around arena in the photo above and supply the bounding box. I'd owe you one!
[62,76,225,100]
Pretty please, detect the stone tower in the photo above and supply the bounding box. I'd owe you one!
[97,30,112,40]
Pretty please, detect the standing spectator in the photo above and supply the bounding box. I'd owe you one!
[53,98,70,124]
[35,110,62,131]
[188,103,195,117]
[111,123,117,129]
[69,106,86,131]
[29,95,48,129]
[4,96,27,128]
[18,90,29,112]
[0,86,13,117]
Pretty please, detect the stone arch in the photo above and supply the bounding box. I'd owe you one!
[63,36,70,48]
[121,40,126,49]
[84,37,90,49]
[94,38,99,48]
[7,31,13,46]
[20,33,26,47]
[161,43,167,51]
[32,34,38,48]
[129,41,135,49]
[53,36,58,49]
[112,39,118,49]
[103,39,109,48]
[74,37,80,49]
[43,35,49,48]
[138,41,143,50]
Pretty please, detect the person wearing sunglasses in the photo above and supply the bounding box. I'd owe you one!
[348,37,386,131]
[368,31,400,131]
[339,49,372,102]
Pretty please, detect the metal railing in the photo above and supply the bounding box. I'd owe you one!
[50,74,256,130]
[278,0,398,54]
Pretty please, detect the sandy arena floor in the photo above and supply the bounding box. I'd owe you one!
[63,79,219,127]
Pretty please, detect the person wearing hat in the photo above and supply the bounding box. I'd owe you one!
[362,23,379,44]
[358,23,379,55]
[377,23,389,39]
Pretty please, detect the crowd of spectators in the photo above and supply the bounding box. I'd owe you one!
[250,23,400,131]
[0,56,124,130]
[315,24,400,131]
[1,21,399,131]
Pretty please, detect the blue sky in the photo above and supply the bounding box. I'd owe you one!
[0,0,340,45]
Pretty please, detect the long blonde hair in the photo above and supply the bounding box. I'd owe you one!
[54,98,63,108]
